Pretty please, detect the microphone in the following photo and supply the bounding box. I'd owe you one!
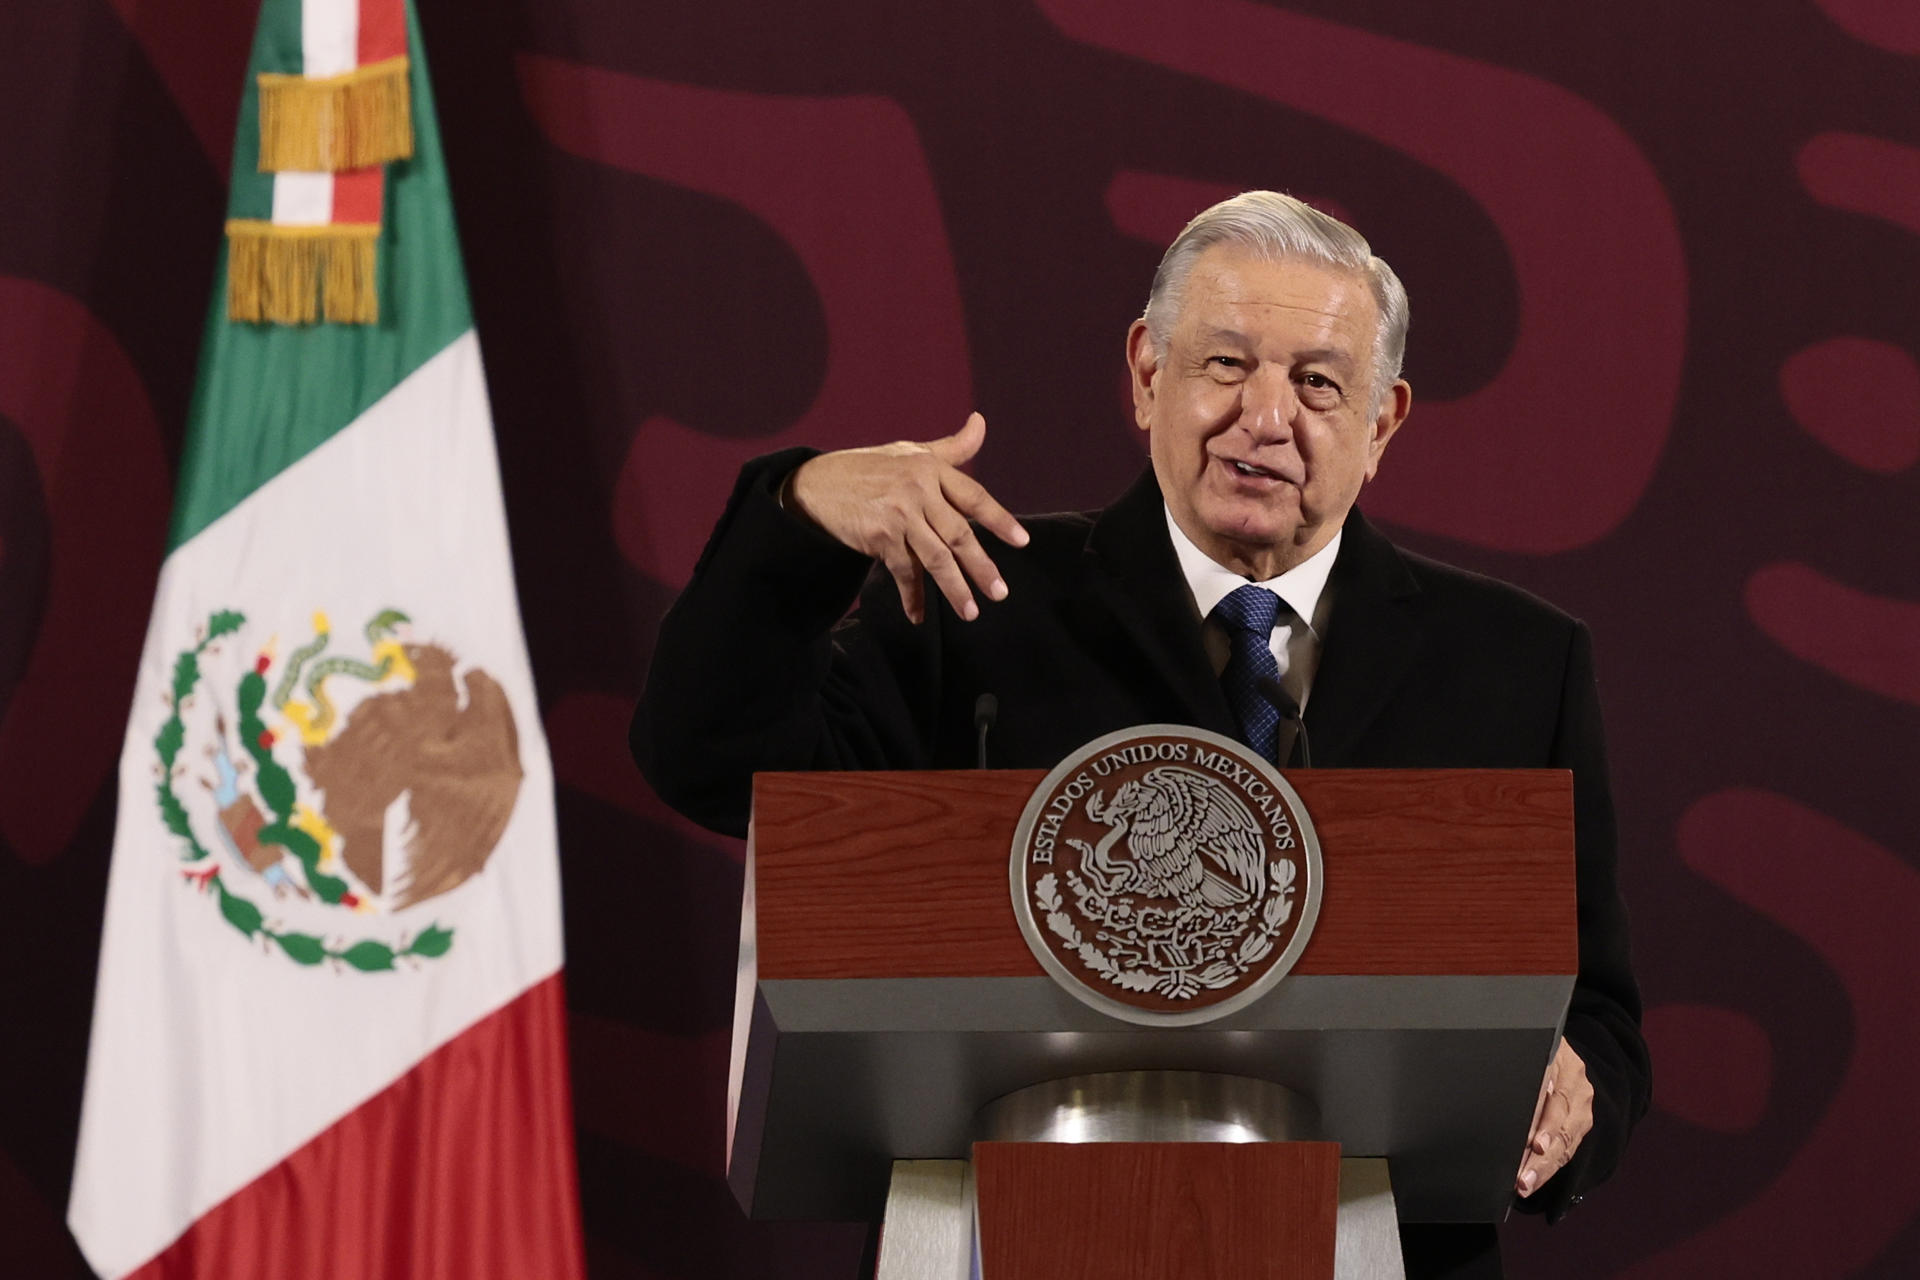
[974,693,999,770]
[1256,677,1311,768]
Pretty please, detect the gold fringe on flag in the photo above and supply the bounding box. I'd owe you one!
[257,57,413,172]
[226,221,381,325]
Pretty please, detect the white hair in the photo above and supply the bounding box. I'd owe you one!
[1141,190,1409,404]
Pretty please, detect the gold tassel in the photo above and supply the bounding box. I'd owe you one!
[227,221,380,325]
[257,57,413,173]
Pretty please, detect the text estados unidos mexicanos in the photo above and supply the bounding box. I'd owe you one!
[1028,741,1297,864]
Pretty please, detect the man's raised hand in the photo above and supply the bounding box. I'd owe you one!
[788,413,1030,624]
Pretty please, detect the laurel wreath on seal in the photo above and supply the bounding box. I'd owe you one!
[1034,861,1297,1000]
[153,610,454,971]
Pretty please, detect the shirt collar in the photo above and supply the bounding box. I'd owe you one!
[1165,507,1341,635]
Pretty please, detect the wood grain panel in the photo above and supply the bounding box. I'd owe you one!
[973,1141,1339,1279]
[750,769,1574,980]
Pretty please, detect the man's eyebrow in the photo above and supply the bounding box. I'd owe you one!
[1195,331,1360,371]
[1294,347,1360,373]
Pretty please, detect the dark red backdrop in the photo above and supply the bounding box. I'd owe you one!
[4,1,1917,1275]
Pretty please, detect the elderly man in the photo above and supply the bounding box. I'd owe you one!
[633,191,1647,1279]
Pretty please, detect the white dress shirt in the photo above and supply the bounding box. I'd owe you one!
[1164,508,1341,710]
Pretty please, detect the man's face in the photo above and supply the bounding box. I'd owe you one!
[1128,247,1411,579]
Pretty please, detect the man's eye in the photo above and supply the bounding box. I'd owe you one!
[1301,372,1339,390]
[1209,356,1243,369]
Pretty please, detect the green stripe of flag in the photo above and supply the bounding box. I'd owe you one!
[254,0,305,77]
[173,0,471,550]
[221,3,278,225]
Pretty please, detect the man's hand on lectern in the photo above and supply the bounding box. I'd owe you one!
[1516,1038,1592,1198]
[788,412,1030,625]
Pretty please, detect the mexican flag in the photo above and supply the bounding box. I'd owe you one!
[67,2,584,1276]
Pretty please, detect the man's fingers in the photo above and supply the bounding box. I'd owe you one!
[1524,1059,1555,1145]
[931,413,1031,548]
[1514,1055,1593,1197]
[925,411,988,468]
[1529,1088,1572,1158]
[1516,1054,1569,1197]
[805,411,1029,623]
[881,548,927,626]
[942,468,1030,548]
[926,506,1008,605]
[1538,1041,1593,1160]
[1515,1105,1568,1195]
[904,519,980,622]
[1517,1149,1557,1197]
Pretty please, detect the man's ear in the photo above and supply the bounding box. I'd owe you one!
[1364,379,1413,480]
[1125,320,1159,434]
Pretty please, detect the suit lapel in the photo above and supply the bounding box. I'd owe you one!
[1304,506,1423,764]
[1069,469,1238,738]
[1061,478,1423,758]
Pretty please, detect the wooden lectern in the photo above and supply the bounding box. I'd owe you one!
[727,768,1575,1278]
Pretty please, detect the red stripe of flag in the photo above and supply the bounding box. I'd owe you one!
[123,975,584,1280]
[331,168,385,226]
[357,0,406,66]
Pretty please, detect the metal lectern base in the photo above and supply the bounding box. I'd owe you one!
[874,1160,974,1280]
[874,1072,1404,1280]
[976,1069,1321,1144]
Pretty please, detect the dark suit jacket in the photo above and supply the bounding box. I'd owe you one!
[634,449,1649,1277]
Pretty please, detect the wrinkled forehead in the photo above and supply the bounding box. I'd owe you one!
[1178,248,1380,355]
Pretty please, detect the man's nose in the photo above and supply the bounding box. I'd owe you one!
[1240,368,1297,440]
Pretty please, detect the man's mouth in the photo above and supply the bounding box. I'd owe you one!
[1224,458,1282,480]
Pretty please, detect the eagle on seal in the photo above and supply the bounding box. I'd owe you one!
[1076,765,1267,908]
[302,643,522,909]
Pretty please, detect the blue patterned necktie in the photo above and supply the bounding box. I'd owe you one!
[1210,584,1295,763]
